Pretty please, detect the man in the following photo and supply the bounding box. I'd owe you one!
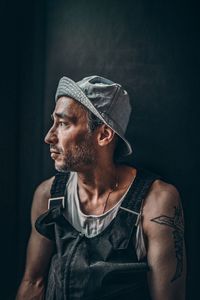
[16,75,186,299]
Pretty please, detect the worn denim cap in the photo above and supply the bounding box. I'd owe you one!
[55,75,133,156]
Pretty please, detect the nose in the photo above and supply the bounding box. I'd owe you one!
[44,126,58,145]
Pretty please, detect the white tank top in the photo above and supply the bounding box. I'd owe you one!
[64,172,146,260]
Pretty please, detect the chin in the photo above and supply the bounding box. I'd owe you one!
[55,166,69,173]
[54,158,77,172]
[54,162,69,173]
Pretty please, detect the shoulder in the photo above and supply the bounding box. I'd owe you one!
[142,179,183,235]
[31,177,55,224]
[145,179,181,210]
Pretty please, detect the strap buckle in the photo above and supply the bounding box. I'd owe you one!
[48,196,65,210]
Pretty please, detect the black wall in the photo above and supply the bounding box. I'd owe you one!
[0,0,199,299]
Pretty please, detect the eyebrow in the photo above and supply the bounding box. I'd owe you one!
[51,112,77,123]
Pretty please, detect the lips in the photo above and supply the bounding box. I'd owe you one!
[50,150,60,154]
[50,148,61,159]
[50,147,60,154]
[50,152,60,160]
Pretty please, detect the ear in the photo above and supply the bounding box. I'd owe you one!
[97,125,115,146]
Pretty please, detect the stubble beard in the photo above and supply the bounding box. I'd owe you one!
[55,133,96,173]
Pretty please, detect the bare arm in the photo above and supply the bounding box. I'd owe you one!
[143,180,186,300]
[16,177,55,300]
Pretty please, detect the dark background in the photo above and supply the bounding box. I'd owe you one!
[0,0,199,299]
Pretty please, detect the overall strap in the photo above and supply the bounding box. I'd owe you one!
[119,168,162,226]
[109,168,162,250]
[35,172,70,240]
[48,172,70,209]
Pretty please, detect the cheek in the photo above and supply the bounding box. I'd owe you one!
[58,130,89,152]
[75,132,90,144]
[56,131,72,150]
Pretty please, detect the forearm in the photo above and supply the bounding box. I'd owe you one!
[16,278,45,300]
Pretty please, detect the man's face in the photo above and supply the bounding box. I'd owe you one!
[45,96,97,172]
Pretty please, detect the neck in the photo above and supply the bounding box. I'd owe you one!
[77,162,119,198]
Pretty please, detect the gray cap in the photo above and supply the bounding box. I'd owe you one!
[55,75,132,156]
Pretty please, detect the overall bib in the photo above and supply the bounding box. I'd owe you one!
[35,168,161,300]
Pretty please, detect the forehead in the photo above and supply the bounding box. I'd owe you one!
[54,96,87,120]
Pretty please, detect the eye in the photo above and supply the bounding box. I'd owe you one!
[58,121,69,128]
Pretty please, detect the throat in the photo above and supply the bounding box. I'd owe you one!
[76,165,137,215]
[77,180,119,216]
[77,182,127,216]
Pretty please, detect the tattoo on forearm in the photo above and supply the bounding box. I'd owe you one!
[150,203,184,282]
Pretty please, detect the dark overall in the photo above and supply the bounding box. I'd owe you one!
[35,168,161,300]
